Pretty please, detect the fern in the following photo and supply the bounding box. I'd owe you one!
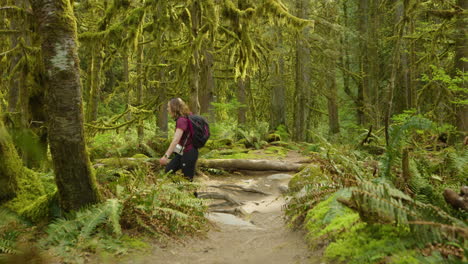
[342,180,467,245]
[42,199,123,247]
[383,115,433,179]
[0,237,17,254]
[0,208,28,255]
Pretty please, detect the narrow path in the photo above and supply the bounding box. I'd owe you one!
[129,152,322,264]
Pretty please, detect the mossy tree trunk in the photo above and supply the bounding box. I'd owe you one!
[136,38,144,144]
[269,27,286,130]
[200,49,215,121]
[0,119,18,203]
[293,0,311,141]
[30,0,100,211]
[7,2,20,116]
[189,0,201,114]
[357,0,369,126]
[454,0,467,132]
[86,43,102,122]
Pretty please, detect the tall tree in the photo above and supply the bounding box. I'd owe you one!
[189,0,201,114]
[356,0,369,125]
[269,27,286,130]
[293,0,311,141]
[30,0,100,211]
[454,0,467,132]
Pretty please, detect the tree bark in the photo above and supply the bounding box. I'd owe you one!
[0,119,18,203]
[237,77,247,125]
[357,0,369,125]
[136,39,144,144]
[7,3,20,116]
[189,0,201,114]
[30,0,100,211]
[200,49,215,121]
[157,64,168,137]
[327,67,340,135]
[454,0,468,132]
[293,0,311,141]
[86,44,102,122]
[270,27,286,130]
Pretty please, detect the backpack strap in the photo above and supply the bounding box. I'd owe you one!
[187,115,194,137]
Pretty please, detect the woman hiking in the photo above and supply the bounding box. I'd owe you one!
[159,98,199,181]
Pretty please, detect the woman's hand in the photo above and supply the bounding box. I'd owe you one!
[159,156,169,166]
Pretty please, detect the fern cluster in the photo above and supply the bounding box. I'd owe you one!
[0,208,28,255]
[341,180,467,249]
[41,199,122,247]
[119,173,207,239]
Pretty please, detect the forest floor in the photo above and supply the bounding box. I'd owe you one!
[121,150,323,264]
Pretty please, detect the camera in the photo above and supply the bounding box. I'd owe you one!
[174,144,184,155]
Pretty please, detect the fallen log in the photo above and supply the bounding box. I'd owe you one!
[197,159,304,172]
[94,157,306,172]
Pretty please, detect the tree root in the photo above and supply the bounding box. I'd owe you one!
[197,192,242,206]
[208,184,270,195]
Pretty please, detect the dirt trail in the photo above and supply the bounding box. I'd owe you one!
[128,151,322,264]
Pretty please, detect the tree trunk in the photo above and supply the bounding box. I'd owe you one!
[237,77,247,125]
[454,0,468,132]
[293,0,311,142]
[368,0,381,121]
[200,49,215,121]
[327,67,340,135]
[270,28,286,130]
[189,0,201,114]
[157,64,168,137]
[7,5,20,116]
[136,39,144,144]
[86,44,102,122]
[357,0,369,125]
[0,119,18,203]
[122,49,132,121]
[30,0,100,212]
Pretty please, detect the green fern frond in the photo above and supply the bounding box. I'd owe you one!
[343,180,467,244]
[78,208,108,240]
[0,238,17,254]
[106,199,123,236]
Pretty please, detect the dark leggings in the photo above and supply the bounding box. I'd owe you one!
[165,148,199,181]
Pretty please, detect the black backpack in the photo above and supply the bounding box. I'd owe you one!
[188,115,210,148]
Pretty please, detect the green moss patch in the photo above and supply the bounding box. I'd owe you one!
[304,189,359,247]
[324,223,413,264]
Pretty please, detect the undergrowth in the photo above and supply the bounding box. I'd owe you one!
[285,116,467,263]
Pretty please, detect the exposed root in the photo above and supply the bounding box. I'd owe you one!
[208,184,270,195]
[197,192,242,206]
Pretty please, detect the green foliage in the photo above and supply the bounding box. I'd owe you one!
[211,98,246,122]
[285,164,342,228]
[274,124,290,141]
[421,65,468,105]
[343,180,466,247]
[40,199,123,261]
[383,112,434,179]
[0,208,29,255]
[304,189,359,247]
[89,131,141,159]
[236,121,270,149]
[118,170,207,238]
[324,223,414,264]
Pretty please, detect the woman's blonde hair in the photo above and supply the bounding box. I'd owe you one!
[169,98,191,119]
